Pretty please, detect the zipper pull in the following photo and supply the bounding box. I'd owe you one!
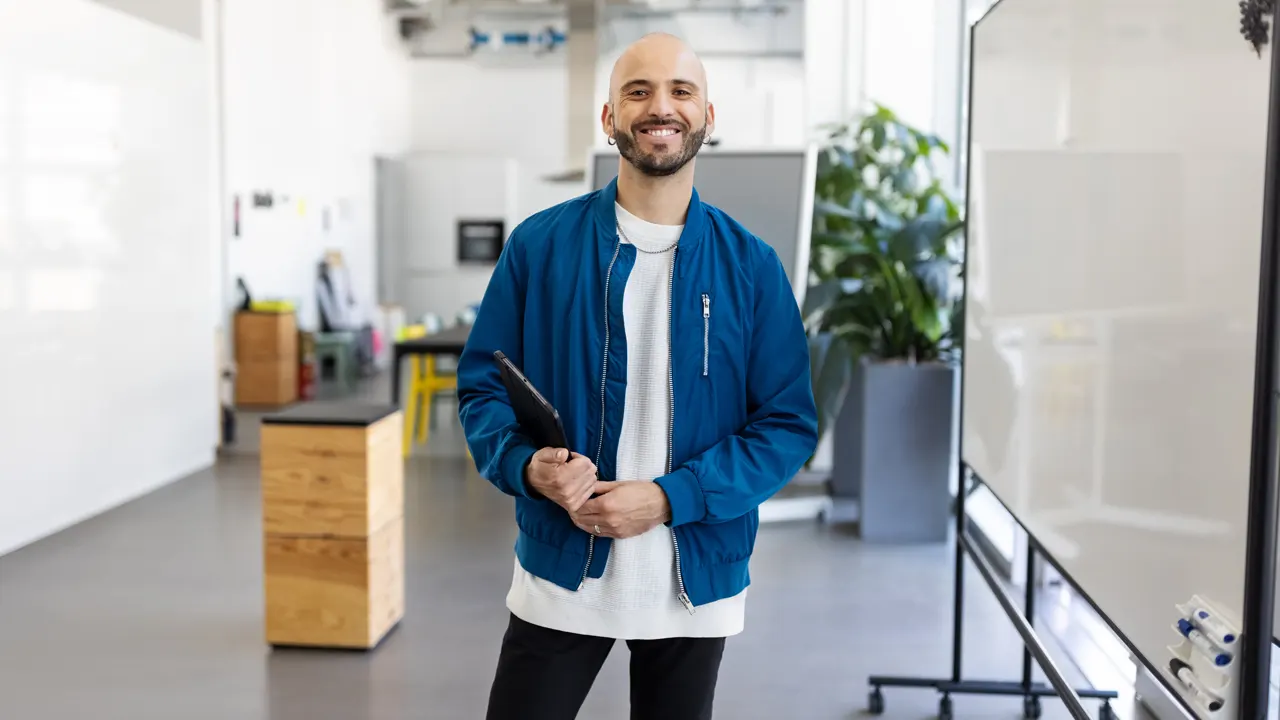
[702,294,710,318]
[678,592,696,615]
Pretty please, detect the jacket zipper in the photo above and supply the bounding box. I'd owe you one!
[670,254,695,614]
[584,237,693,615]
[701,294,710,377]
[582,236,623,590]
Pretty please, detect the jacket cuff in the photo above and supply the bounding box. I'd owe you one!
[656,467,706,527]
[500,440,540,499]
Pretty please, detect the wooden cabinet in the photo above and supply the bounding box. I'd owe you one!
[234,311,298,407]
[260,403,405,649]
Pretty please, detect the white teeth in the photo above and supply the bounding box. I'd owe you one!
[647,128,677,137]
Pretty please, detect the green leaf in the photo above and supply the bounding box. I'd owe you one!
[809,333,855,443]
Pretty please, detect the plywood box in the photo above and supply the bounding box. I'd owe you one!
[264,515,404,649]
[236,358,298,407]
[260,402,406,651]
[235,311,298,363]
[260,411,403,537]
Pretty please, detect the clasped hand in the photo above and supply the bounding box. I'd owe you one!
[525,447,671,539]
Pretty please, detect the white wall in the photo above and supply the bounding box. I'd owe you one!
[0,0,217,556]
[222,0,412,331]
[805,0,963,175]
[592,12,806,149]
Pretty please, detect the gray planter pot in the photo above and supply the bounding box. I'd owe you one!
[830,359,958,543]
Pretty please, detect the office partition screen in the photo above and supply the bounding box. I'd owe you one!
[961,0,1279,716]
[589,147,816,302]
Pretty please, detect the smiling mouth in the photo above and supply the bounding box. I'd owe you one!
[640,127,680,138]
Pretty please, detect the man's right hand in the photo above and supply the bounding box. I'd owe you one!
[525,448,598,512]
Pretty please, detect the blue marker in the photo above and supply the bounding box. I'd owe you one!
[1191,608,1237,645]
[1178,619,1232,666]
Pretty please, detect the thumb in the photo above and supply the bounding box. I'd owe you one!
[536,447,568,464]
[591,480,620,494]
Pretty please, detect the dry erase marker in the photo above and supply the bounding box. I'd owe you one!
[1190,608,1237,646]
[1178,619,1231,666]
[1169,658,1223,712]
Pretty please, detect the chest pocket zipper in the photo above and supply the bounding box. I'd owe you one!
[701,294,710,376]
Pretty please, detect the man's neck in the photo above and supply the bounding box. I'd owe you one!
[615,161,695,226]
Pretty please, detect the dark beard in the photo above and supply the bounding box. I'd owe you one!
[615,122,707,177]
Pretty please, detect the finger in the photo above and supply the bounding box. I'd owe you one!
[534,447,569,465]
[574,517,608,537]
[567,482,596,512]
[564,457,595,477]
[591,480,620,494]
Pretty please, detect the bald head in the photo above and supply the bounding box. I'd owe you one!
[608,32,708,104]
[601,33,715,178]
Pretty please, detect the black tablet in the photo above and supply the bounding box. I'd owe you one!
[493,351,569,449]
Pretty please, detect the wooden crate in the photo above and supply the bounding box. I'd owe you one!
[235,310,298,363]
[234,311,298,407]
[236,358,298,408]
[260,412,403,537]
[260,403,405,650]
[264,515,404,649]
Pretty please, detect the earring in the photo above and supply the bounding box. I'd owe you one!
[703,135,713,145]
[607,136,616,146]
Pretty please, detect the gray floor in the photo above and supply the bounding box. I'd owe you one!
[0,387,1138,719]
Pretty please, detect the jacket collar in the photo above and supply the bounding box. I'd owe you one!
[593,176,707,252]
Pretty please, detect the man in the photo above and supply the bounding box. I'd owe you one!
[456,32,818,720]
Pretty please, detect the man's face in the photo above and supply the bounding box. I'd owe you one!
[603,41,714,177]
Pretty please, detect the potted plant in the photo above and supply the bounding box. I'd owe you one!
[804,103,964,542]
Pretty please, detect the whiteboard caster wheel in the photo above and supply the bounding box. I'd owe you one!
[867,687,884,715]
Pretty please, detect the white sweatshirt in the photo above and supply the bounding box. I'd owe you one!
[504,202,747,640]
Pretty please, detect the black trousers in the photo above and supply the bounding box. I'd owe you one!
[485,613,726,720]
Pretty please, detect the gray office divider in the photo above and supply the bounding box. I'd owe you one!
[869,1,1280,719]
[588,146,816,307]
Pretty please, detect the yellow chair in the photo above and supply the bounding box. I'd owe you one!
[400,324,459,457]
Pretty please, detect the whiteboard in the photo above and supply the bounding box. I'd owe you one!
[961,0,1273,715]
[588,146,816,305]
[0,0,215,556]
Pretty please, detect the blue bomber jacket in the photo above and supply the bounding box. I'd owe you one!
[456,178,819,610]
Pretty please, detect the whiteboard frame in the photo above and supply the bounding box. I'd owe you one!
[955,1,1280,717]
[585,144,819,310]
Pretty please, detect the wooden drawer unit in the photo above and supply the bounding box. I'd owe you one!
[234,310,298,407]
[235,310,298,362]
[264,515,404,649]
[260,403,405,650]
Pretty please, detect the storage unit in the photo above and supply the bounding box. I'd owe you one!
[260,403,405,649]
[234,310,299,407]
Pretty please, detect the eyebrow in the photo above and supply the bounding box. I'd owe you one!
[620,78,702,93]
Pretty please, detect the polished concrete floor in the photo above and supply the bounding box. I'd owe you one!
[0,405,1138,719]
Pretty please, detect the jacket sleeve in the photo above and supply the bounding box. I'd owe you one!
[455,227,542,500]
[655,245,819,526]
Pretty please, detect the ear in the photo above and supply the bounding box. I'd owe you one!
[600,102,615,141]
[705,102,716,138]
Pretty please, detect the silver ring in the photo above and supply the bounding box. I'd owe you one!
[594,524,601,536]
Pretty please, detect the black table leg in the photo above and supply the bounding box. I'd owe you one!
[392,348,404,407]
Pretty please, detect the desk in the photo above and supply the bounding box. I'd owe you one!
[392,323,470,405]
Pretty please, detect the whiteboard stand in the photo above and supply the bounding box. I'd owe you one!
[870,0,1280,717]
[866,467,1121,720]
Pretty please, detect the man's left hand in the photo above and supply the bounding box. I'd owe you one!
[571,481,671,539]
